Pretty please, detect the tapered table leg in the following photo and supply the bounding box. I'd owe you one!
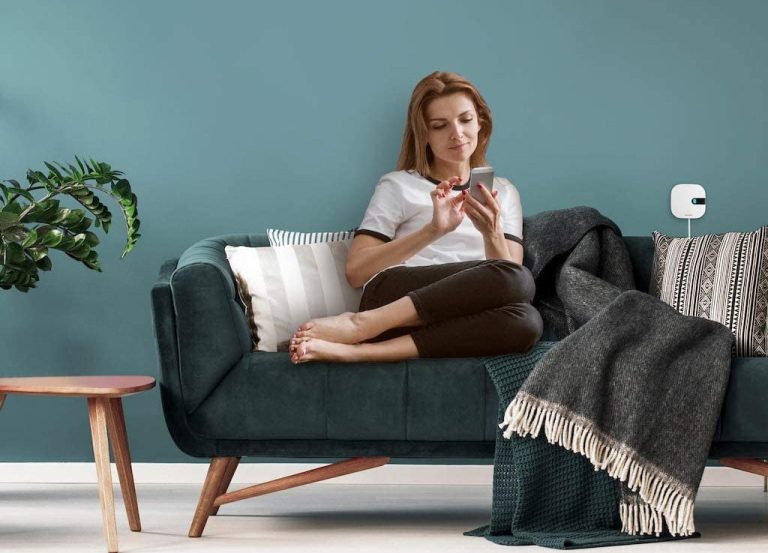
[106,397,141,531]
[88,397,118,553]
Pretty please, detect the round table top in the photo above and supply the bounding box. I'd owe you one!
[0,375,156,397]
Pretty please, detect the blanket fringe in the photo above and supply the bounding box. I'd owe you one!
[501,392,696,537]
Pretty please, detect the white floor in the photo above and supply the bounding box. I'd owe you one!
[0,484,767,552]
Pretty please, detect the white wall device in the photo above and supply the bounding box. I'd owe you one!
[671,184,706,219]
[671,183,706,237]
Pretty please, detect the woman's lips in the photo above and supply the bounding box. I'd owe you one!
[450,143,468,150]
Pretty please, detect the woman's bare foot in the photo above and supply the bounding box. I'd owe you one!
[293,312,366,344]
[289,335,310,354]
[290,338,359,364]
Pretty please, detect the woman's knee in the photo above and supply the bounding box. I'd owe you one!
[480,259,536,304]
[498,303,544,351]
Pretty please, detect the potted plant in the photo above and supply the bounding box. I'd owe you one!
[0,157,140,292]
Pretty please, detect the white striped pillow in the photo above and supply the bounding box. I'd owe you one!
[650,228,768,357]
[225,241,362,352]
[267,228,356,246]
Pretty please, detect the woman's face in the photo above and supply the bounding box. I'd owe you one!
[424,92,481,166]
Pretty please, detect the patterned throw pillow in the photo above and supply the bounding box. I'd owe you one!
[650,228,768,356]
[225,241,362,352]
[267,228,356,247]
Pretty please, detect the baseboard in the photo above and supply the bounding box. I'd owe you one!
[0,463,764,487]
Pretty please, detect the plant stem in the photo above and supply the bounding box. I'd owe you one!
[18,192,56,221]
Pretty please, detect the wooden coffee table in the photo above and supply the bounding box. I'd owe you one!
[0,375,156,553]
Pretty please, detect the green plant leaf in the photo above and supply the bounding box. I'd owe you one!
[3,242,25,265]
[3,225,28,243]
[69,242,91,259]
[21,199,60,223]
[83,230,100,246]
[22,228,38,248]
[70,185,90,198]
[43,162,63,179]
[29,170,53,189]
[50,208,72,224]
[55,235,74,251]
[36,255,52,271]
[112,179,131,198]
[27,245,48,261]
[67,215,92,234]
[0,211,20,230]
[61,209,86,227]
[13,188,34,202]
[1,200,23,215]
[37,226,65,247]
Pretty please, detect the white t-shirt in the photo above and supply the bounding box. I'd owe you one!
[356,169,523,285]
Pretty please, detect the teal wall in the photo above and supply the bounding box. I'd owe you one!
[1,0,766,462]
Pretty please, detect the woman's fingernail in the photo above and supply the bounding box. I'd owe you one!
[477,183,484,189]
[462,190,467,195]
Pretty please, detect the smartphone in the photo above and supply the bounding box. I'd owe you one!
[468,166,495,204]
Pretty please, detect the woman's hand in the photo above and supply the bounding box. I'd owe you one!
[429,176,466,237]
[463,183,503,238]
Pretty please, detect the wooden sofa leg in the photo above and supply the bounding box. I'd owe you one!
[189,456,389,538]
[189,457,234,537]
[213,456,390,509]
[210,457,241,515]
[720,458,768,493]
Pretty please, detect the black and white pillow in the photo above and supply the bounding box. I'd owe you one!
[267,228,356,247]
[225,240,362,352]
[650,227,768,357]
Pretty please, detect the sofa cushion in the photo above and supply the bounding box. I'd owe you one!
[188,353,498,442]
[650,228,768,356]
[186,351,768,448]
[718,355,768,442]
[225,241,362,352]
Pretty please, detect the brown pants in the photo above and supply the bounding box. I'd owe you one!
[359,259,543,358]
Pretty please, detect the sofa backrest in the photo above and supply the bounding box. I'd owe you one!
[622,236,654,293]
[176,233,656,297]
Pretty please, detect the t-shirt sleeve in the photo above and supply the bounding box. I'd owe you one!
[499,179,523,245]
[354,177,403,243]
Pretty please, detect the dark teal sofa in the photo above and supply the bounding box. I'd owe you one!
[151,234,768,537]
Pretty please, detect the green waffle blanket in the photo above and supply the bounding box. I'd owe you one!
[465,344,694,549]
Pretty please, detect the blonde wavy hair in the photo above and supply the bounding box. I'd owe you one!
[396,71,493,176]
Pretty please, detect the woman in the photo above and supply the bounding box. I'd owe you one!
[290,71,542,364]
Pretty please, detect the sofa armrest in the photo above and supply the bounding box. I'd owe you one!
[151,257,212,456]
[169,237,254,414]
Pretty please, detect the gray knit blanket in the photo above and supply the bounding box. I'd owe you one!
[507,207,734,537]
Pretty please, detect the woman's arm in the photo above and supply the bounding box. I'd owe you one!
[483,233,523,264]
[345,225,442,288]
[464,181,524,265]
[347,179,466,288]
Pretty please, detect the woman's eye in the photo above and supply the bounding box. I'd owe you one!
[430,118,472,130]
